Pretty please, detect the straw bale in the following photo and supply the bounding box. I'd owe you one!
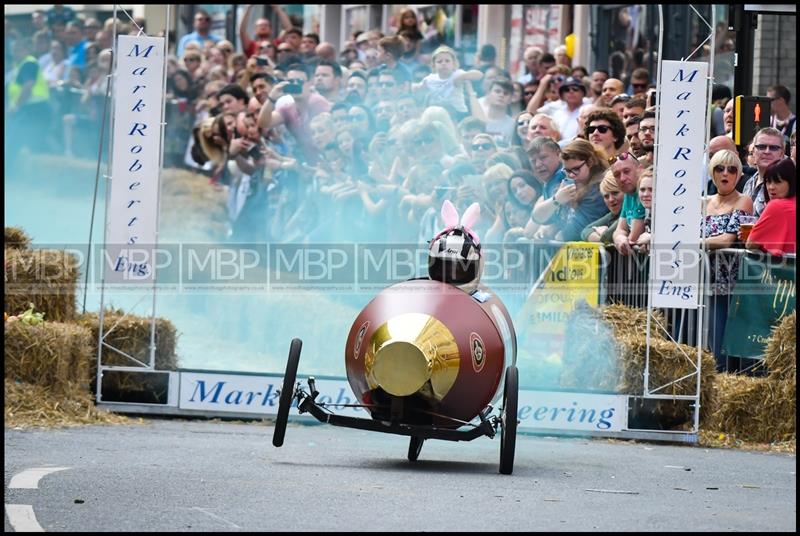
[763,311,796,382]
[76,310,179,374]
[560,300,620,391]
[706,374,796,443]
[4,321,93,392]
[4,248,79,322]
[159,168,229,242]
[601,302,668,340]
[5,226,31,250]
[5,379,133,428]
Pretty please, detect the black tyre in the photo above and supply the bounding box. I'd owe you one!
[408,436,424,461]
[499,365,518,475]
[273,338,302,447]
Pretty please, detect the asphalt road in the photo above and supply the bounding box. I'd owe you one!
[4,418,796,532]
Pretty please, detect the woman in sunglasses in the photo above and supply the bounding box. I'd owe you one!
[584,109,626,160]
[745,158,796,256]
[703,149,754,371]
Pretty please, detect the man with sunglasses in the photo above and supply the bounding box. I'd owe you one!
[178,10,220,57]
[628,67,650,98]
[551,76,589,143]
[742,127,788,217]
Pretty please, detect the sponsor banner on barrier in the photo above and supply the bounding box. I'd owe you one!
[650,60,708,309]
[106,35,165,284]
[178,371,626,432]
[722,254,796,358]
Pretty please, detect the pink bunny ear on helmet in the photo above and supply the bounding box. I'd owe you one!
[441,199,460,230]
[460,202,481,245]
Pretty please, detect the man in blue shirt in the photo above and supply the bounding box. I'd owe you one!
[177,10,220,57]
[63,21,88,73]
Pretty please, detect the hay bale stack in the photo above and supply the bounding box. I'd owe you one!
[705,313,796,443]
[763,311,796,382]
[4,321,93,392]
[706,374,796,443]
[5,379,132,428]
[4,248,79,322]
[76,310,179,373]
[5,226,31,250]
[560,300,620,391]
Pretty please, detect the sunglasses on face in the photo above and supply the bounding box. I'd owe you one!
[587,124,611,134]
[609,151,639,165]
[632,83,648,90]
[564,161,586,176]
[754,144,782,152]
[524,91,536,97]
[562,86,582,93]
[195,17,210,22]
[472,143,493,151]
[714,165,739,174]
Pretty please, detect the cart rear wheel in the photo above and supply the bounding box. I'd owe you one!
[408,436,424,461]
[499,365,518,475]
[273,338,302,447]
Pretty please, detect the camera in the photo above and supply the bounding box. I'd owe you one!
[255,56,270,67]
[284,80,304,94]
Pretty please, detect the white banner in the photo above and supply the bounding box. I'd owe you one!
[650,60,709,309]
[179,372,627,432]
[105,35,165,284]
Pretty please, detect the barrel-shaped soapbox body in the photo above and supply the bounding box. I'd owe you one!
[345,279,516,427]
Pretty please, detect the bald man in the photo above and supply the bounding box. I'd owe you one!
[315,42,337,62]
[599,78,624,107]
[705,135,753,194]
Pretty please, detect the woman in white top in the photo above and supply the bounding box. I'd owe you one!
[42,40,68,87]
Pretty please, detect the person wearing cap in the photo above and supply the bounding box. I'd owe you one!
[550,76,590,143]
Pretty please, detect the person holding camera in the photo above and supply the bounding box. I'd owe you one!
[257,63,331,164]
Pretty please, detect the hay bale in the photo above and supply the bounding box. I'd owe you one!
[615,334,717,425]
[602,302,668,340]
[560,300,620,391]
[763,311,796,381]
[4,321,93,392]
[706,373,796,443]
[5,379,133,428]
[4,248,79,321]
[76,310,179,373]
[5,226,31,250]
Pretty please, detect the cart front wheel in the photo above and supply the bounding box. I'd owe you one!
[273,338,302,447]
[408,436,424,461]
[499,365,518,475]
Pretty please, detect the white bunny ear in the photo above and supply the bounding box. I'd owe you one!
[460,202,481,229]
[441,200,459,229]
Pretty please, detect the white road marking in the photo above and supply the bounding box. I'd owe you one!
[9,467,70,489]
[191,507,243,529]
[5,504,45,532]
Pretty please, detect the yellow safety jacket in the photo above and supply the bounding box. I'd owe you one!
[7,55,50,107]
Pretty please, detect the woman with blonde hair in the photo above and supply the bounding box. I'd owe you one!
[535,138,609,241]
[581,168,625,244]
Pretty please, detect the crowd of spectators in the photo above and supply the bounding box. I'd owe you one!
[5,7,797,372]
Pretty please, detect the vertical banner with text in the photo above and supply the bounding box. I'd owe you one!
[105,35,165,284]
[650,60,709,309]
